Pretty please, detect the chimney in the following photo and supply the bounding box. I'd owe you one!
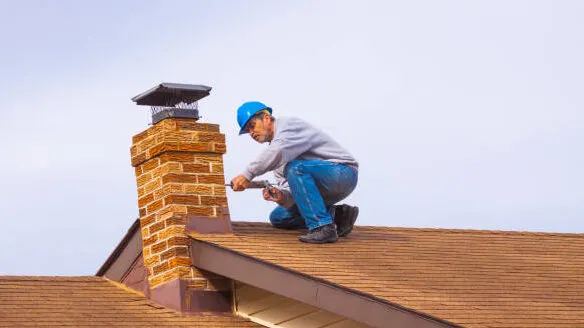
[130,83,232,313]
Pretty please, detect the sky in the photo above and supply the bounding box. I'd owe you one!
[0,0,582,275]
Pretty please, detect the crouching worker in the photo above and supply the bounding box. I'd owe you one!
[230,101,359,244]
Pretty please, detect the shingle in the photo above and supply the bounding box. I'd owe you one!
[0,276,263,327]
[191,222,584,328]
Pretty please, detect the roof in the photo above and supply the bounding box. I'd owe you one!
[0,276,262,327]
[191,222,584,328]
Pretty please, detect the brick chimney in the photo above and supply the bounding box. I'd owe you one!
[130,83,232,313]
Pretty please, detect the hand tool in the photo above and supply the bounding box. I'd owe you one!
[225,180,278,198]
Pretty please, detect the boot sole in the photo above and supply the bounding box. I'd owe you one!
[298,236,338,244]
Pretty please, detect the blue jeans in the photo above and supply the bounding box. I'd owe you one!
[269,160,358,231]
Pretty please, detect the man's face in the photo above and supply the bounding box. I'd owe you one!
[246,115,272,143]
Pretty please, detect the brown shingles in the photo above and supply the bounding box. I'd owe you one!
[191,222,584,328]
[0,276,263,327]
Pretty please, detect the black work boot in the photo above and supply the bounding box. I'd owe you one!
[334,204,359,237]
[298,223,338,244]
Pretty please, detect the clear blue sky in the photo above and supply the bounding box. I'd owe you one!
[0,0,583,275]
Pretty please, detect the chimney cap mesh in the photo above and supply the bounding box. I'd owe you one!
[132,83,212,124]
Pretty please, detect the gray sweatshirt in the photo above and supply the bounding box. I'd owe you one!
[242,116,358,208]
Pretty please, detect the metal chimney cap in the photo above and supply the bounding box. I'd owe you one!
[131,83,212,107]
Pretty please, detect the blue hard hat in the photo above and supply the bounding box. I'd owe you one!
[237,101,272,135]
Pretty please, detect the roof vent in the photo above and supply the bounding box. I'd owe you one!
[131,83,212,124]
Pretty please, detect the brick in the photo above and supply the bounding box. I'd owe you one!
[162,119,178,131]
[142,158,160,173]
[155,268,189,285]
[178,142,211,152]
[164,194,200,206]
[162,183,184,195]
[138,193,154,208]
[160,246,189,261]
[143,234,158,247]
[138,136,157,153]
[131,153,147,167]
[160,152,195,163]
[213,185,226,196]
[149,142,179,158]
[186,206,215,217]
[139,208,146,217]
[197,174,224,184]
[162,173,197,184]
[134,166,142,176]
[200,196,228,206]
[196,132,225,143]
[148,274,165,288]
[168,236,190,247]
[182,163,210,173]
[149,221,166,235]
[164,131,195,143]
[165,215,187,227]
[152,162,181,178]
[210,163,224,174]
[213,143,227,154]
[130,145,138,157]
[151,240,168,254]
[140,214,156,228]
[143,247,151,258]
[159,226,186,240]
[178,267,193,279]
[152,261,170,276]
[177,120,208,131]
[189,279,208,289]
[157,204,188,217]
[148,124,163,136]
[169,257,191,269]
[144,178,162,194]
[132,130,149,144]
[194,155,222,163]
[206,124,220,132]
[146,199,164,213]
[154,183,183,200]
[143,255,160,267]
[137,187,145,198]
[184,184,213,195]
[136,172,152,187]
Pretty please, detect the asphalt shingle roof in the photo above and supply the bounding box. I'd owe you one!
[0,276,262,327]
[191,222,584,328]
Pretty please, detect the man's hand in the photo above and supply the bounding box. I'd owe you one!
[230,174,249,191]
[263,187,283,203]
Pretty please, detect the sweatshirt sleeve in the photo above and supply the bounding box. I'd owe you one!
[242,118,317,180]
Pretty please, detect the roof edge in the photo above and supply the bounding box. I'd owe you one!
[96,219,141,276]
[191,238,458,328]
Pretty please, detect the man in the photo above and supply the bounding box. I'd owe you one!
[230,101,359,243]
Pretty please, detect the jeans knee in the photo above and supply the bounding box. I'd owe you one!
[269,206,304,229]
[269,207,288,227]
[285,160,304,180]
